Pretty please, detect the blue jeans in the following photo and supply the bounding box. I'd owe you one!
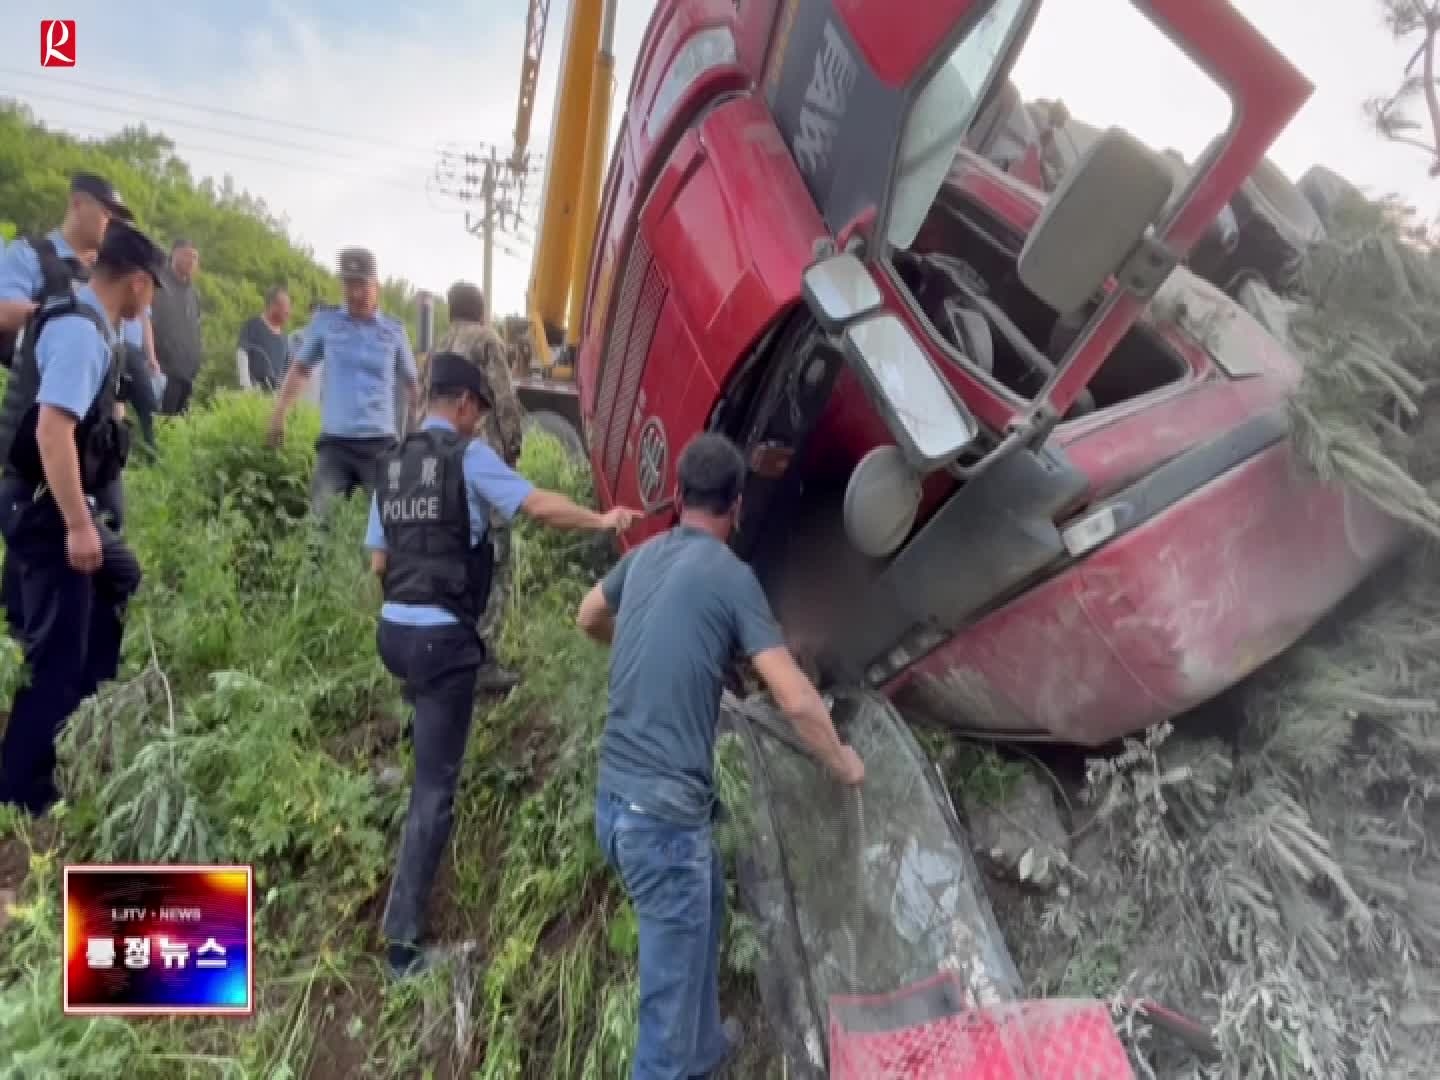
[595,791,731,1080]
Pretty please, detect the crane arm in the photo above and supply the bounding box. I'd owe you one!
[511,0,552,178]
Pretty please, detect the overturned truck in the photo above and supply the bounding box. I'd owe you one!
[541,0,1406,1071]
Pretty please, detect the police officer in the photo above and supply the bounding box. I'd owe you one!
[0,173,132,635]
[366,349,639,978]
[434,281,526,691]
[0,172,131,344]
[268,248,418,517]
[0,223,160,816]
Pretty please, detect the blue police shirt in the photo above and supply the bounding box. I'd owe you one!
[35,284,117,421]
[121,306,150,349]
[295,307,417,439]
[364,416,534,626]
[0,228,76,301]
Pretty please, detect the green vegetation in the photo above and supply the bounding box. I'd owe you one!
[991,193,1440,1079]
[0,102,450,406]
[0,394,773,1077]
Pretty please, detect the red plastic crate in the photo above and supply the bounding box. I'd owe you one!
[829,973,1134,1079]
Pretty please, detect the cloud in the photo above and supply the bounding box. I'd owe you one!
[3,0,1436,328]
[2,0,565,316]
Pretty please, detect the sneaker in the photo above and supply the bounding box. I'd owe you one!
[475,662,521,693]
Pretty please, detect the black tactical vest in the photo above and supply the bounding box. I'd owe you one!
[379,427,494,624]
[0,234,90,369]
[0,294,127,495]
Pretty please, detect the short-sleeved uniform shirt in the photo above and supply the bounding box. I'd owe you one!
[364,416,534,627]
[121,306,150,350]
[0,228,76,303]
[34,283,118,424]
[295,307,417,439]
[596,527,785,826]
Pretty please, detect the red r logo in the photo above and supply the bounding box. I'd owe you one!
[41,20,76,67]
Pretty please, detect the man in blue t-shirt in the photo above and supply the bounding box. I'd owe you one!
[365,350,639,978]
[576,433,864,1079]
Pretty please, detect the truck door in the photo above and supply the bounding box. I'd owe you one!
[785,0,1312,451]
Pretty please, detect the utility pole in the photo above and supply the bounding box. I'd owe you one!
[482,150,496,324]
[431,143,540,322]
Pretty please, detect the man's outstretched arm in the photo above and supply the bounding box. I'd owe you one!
[751,646,864,785]
[519,489,638,533]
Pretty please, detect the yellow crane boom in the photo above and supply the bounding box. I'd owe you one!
[523,0,616,377]
[510,0,550,178]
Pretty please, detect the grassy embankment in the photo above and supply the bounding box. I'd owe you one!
[0,392,774,1079]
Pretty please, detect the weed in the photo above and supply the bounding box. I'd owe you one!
[0,396,768,1077]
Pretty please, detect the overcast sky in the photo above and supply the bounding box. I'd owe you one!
[1,1,1433,319]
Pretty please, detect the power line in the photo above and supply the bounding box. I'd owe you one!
[31,116,430,194]
[0,65,483,159]
[0,85,453,169]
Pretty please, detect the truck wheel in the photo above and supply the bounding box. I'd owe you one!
[1225,158,1327,292]
[523,409,585,460]
[1297,164,1364,229]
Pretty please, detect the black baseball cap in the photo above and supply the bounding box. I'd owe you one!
[338,247,377,281]
[429,350,494,408]
[96,222,167,288]
[70,172,134,222]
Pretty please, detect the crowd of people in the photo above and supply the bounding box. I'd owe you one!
[0,170,868,1080]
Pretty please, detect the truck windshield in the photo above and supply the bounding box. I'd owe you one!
[887,0,1031,249]
[883,0,1233,419]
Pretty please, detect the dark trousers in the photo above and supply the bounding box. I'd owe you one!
[377,619,486,945]
[160,374,193,416]
[124,348,159,454]
[0,484,142,815]
[1,475,124,642]
[311,435,395,518]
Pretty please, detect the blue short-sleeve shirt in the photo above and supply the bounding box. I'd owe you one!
[34,284,117,421]
[365,416,534,626]
[295,307,418,439]
[0,228,76,302]
[121,306,149,349]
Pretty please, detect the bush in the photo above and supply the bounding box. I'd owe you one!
[0,394,771,1078]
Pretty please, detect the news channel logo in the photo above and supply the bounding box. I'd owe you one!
[63,864,253,1015]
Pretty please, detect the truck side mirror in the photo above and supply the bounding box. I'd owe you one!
[1017,127,1175,315]
[802,253,883,333]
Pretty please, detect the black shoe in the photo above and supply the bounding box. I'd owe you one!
[386,941,424,979]
[476,662,521,693]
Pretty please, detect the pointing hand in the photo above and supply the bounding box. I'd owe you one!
[602,506,641,533]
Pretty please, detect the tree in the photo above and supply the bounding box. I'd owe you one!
[1366,0,1440,176]
[0,102,447,402]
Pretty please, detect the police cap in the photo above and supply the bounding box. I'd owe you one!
[338,247,378,282]
[95,222,167,288]
[70,172,134,222]
[429,350,494,408]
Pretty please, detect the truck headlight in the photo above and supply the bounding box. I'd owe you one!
[842,313,979,472]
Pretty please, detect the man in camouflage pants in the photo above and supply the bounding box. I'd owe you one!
[435,281,525,691]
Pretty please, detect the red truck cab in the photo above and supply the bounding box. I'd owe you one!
[574,0,1404,744]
